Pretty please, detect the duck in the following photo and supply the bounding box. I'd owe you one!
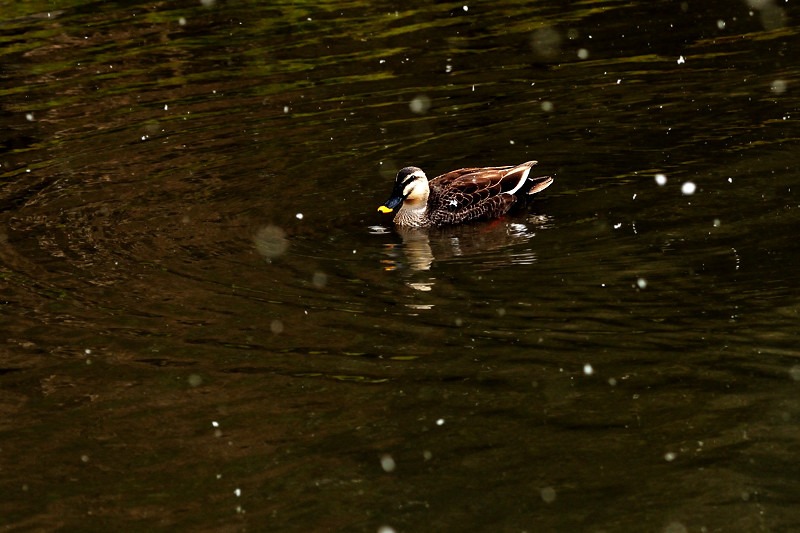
[377,160,553,227]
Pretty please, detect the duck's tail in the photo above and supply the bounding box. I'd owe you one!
[525,176,553,195]
[503,161,553,197]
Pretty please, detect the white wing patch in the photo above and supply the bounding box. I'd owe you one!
[506,165,532,195]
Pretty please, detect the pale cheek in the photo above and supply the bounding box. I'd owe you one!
[406,191,422,202]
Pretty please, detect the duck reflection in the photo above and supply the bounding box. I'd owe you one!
[375,214,552,273]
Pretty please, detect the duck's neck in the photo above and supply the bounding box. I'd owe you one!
[395,202,429,228]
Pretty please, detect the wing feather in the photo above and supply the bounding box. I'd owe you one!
[423,161,546,225]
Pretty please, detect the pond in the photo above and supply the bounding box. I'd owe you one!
[2,0,799,531]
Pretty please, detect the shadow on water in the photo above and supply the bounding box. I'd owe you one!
[1,0,800,531]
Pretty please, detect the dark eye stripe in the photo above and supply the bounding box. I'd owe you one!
[400,175,419,188]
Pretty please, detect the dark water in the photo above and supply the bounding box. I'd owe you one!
[2,0,800,531]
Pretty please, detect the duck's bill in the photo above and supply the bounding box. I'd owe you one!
[377,195,403,213]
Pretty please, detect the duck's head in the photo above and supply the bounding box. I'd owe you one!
[378,167,429,214]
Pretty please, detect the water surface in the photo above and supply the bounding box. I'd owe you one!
[2,0,800,531]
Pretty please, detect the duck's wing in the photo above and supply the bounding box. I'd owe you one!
[428,161,539,211]
[427,192,517,226]
[429,165,514,191]
[426,163,542,225]
[432,161,539,195]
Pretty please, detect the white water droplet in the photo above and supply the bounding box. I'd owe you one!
[771,79,787,94]
[254,225,289,259]
[312,272,327,288]
[380,454,396,472]
[540,486,557,503]
[409,94,431,114]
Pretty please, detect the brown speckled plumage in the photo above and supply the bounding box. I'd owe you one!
[378,161,553,228]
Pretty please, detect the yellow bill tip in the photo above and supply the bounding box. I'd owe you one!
[377,205,393,214]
